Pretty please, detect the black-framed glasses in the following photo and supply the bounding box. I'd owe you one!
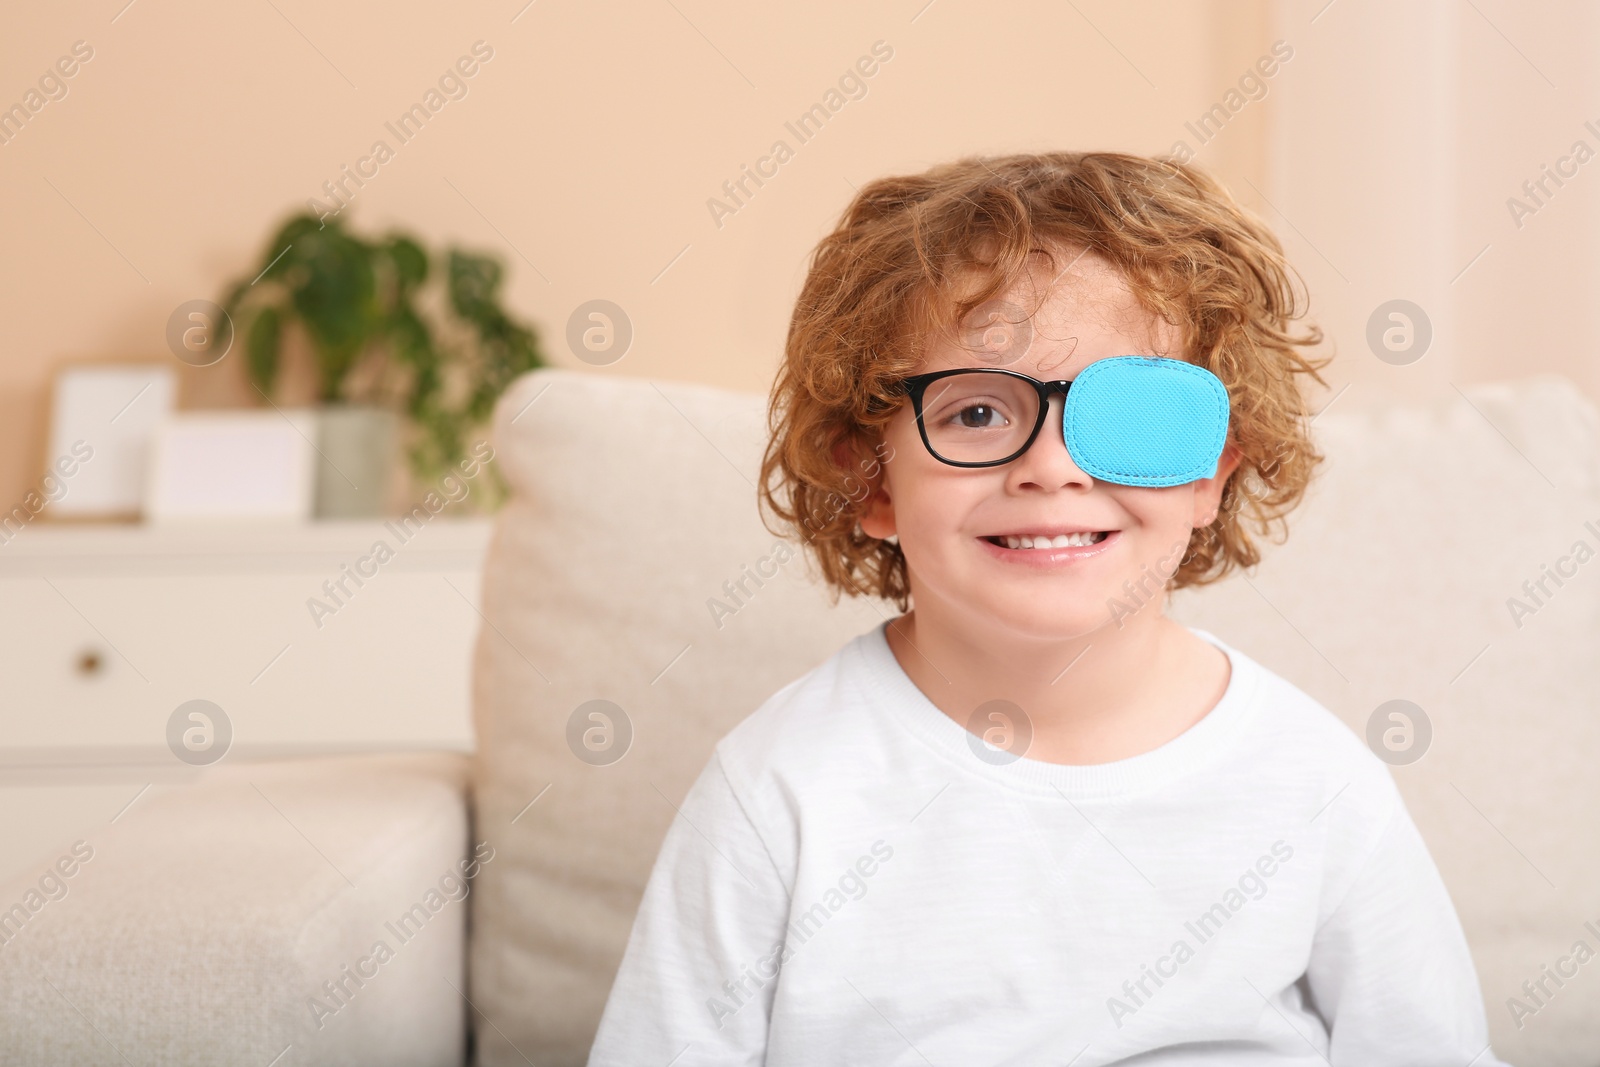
[890,358,1232,486]
[894,367,1073,469]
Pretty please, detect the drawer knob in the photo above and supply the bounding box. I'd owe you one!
[75,648,104,677]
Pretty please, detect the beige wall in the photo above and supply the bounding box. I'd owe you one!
[7,0,1592,511]
[0,0,1278,509]
[1266,0,1600,412]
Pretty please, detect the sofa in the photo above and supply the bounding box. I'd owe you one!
[3,365,1597,1066]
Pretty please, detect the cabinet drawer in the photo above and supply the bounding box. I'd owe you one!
[0,519,490,760]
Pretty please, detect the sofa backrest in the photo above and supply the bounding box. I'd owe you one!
[467,368,894,1066]
[1167,373,1600,1062]
[469,366,1600,1065]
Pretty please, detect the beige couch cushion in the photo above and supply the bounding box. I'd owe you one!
[1168,373,1600,1065]
[0,752,472,1066]
[471,366,1600,1065]
[469,369,893,1066]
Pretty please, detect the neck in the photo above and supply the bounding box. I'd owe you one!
[884,594,1202,765]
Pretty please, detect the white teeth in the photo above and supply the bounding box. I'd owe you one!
[999,532,1104,550]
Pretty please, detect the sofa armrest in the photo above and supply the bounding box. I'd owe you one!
[0,751,475,1067]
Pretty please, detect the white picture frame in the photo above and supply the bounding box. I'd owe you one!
[144,411,318,523]
[46,363,177,518]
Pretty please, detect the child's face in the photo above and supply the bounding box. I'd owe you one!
[859,248,1241,640]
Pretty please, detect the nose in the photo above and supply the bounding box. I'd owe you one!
[1008,392,1093,489]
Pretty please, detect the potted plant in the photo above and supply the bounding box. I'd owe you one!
[213,212,546,515]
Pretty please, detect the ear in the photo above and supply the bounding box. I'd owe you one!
[849,443,896,540]
[859,480,895,539]
[1191,441,1242,525]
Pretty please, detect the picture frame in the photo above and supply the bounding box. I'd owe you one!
[144,410,318,523]
[45,362,177,519]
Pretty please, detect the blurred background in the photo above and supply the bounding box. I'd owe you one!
[5,0,1598,488]
[3,0,1598,1062]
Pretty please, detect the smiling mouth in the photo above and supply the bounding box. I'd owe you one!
[982,532,1111,550]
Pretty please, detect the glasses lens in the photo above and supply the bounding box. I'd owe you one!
[918,372,1038,464]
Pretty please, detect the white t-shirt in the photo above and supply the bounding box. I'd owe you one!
[588,620,1508,1066]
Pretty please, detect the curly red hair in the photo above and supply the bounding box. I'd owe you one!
[758,151,1331,613]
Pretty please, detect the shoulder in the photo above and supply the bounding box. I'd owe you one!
[676,625,897,880]
[711,623,891,795]
[1195,633,1420,923]
[1202,630,1405,837]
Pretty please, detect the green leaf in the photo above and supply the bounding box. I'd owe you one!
[448,250,502,319]
[246,306,282,395]
[386,235,428,291]
[289,226,376,382]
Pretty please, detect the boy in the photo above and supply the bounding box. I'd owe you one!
[588,152,1509,1065]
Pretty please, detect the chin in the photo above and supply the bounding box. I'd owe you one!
[973,598,1116,643]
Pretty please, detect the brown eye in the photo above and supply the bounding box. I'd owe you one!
[954,403,1007,429]
[919,372,1037,463]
